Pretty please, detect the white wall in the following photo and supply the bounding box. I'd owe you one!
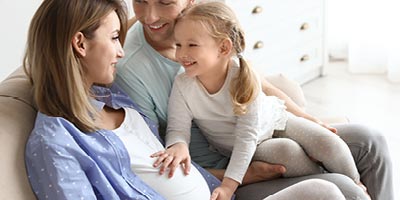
[0,0,42,81]
[325,0,351,59]
[124,0,134,18]
[0,0,134,82]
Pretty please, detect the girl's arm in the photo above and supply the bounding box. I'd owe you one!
[261,78,337,133]
[152,79,193,177]
[215,93,265,199]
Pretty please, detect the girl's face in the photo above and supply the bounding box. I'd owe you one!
[82,11,125,85]
[133,0,192,44]
[175,19,228,78]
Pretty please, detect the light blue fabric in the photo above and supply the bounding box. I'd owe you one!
[115,23,229,169]
[25,84,221,200]
[115,23,182,135]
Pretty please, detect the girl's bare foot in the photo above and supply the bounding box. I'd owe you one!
[241,161,286,185]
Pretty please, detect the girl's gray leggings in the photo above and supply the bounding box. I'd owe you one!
[263,178,345,200]
[254,114,360,183]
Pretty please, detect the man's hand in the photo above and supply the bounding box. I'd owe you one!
[151,142,191,178]
[315,120,338,134]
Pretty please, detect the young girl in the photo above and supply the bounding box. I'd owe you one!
[153,2,364,199]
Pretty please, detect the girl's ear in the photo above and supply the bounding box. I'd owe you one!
[188,0,196,6]
[219,38,233,56]
[71,32,86,57]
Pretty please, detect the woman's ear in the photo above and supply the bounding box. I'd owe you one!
[71,32,86,57]
[219,38,233,56]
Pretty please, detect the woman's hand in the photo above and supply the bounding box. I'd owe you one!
[151,142,191,178]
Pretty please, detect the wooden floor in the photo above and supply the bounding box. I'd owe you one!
[301,61,400,199]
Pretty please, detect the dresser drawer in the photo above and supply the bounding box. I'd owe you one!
[244,8,323,56]
[224,0,326,84]
[248,39,324,83]
[226,0,322,28]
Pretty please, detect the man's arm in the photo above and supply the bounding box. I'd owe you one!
[261,78,337,133]
[128,16,137,29]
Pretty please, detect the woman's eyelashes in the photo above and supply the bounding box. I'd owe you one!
[159,0,174,6]
[112,35,120,41]
[134,0,146,4]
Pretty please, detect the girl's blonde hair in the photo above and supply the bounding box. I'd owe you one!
[177,2,259,115]
[23,0,128,132]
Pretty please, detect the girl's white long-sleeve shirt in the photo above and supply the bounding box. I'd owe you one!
[166,63,288,183]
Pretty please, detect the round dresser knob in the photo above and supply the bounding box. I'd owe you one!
[253,41,264,49]
[300,23,310,31]
[300,55,310,62]
[252,6,263,14]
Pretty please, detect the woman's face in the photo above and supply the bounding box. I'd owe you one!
[82,11,125,85]
[133,0,192,44]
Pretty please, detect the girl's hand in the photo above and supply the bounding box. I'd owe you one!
[151,142,191,178]
[210,186,234,200]
[210,178,238,200]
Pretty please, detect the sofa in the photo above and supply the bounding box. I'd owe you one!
[0,67,37,199]
[0,66,314,200]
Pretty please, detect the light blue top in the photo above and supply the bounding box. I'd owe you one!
[115,23,229,168]
[115,23,182,134]
[25,84,221,200]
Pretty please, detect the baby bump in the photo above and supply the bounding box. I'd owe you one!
[131,155,210,200]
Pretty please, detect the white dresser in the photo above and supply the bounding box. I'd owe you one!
[224,0,327,84]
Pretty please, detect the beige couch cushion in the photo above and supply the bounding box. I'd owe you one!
[265,73,306,109]
[0,67,36,200]
[265,74,348,124]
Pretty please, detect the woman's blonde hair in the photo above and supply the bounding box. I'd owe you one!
[23,0,128,132]
[177,2,259,115]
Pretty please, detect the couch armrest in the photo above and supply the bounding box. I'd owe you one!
[0,97,37,200]
[264,73,307,109]
[0,67,37,200]
[264,74,349,124]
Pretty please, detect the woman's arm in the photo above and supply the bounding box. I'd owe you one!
[25,130,96,199]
